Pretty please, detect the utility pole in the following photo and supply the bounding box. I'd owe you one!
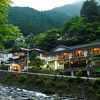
[27,44,30,71]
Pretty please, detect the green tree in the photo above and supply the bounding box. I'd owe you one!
[29,51,37,65]
[0,0,22,49]
[29,51,44,68]
[32,29,62,51]
[12,41,26,50]
[89,53,100,66]
[80,0,100,22]
[89,53,100,73]
[63,16,100,44]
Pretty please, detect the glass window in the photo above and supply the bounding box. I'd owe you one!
[58,52,69,59]
[13,52,24,56]
[88,48,100,54]
[42,54,47,57]
[73,50,83,57]
[52,56,56,60]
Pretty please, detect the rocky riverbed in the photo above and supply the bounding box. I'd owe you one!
[0,85,75,100]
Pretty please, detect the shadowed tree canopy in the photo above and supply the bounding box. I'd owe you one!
[80,0,100,22]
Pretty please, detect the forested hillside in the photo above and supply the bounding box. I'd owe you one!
[6,0,100,51]
[8,7,60,36]
[8,1,83,36]
[24,0,100,51]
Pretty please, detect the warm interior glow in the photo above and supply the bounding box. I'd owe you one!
[12,65,20,72]
[13,52,25,56]
[58,52,69,59]
[20,58,24,61]
[59,61,64,65]
[42,54,47,57]
[88,48,100,54]
[52,56,56,60]
[73,50,83,57]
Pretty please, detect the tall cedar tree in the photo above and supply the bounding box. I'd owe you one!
[80,0,100,22]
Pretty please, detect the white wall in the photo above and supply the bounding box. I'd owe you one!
[0,53,13,64]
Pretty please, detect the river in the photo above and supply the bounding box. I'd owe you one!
[0,85,75,100]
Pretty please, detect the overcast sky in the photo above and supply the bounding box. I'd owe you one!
[11,0,81,11]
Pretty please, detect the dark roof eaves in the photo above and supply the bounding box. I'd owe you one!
[47,42,100,54]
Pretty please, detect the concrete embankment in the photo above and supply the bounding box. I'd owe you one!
[0,71,99,100]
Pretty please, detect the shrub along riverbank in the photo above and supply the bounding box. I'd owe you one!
[0,71,100,100]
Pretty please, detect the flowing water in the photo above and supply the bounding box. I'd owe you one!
[0,85,76,100]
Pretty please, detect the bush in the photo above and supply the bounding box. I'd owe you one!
[76,70,82,78]
[28,66,40,73]
[17,74,27,83]
[0,64,8,70]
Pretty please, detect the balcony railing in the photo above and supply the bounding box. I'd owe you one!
[58,56,69,60]
[12,56,20,59]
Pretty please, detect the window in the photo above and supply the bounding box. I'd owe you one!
[73,50,83,57]
[52,56,56,60]
[13,52,24,56]
[42,54,47,57]
[58,52,69,59]
[88,48,100,54]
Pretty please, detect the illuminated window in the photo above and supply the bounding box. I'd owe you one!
[52,56,56,60]
[21,59,24,61]
[94,48,100,53]
[13,52,24,56]
[88,48,100,54]
[42,54,47,57]
[73,50,83,57]
[58,52,69,59]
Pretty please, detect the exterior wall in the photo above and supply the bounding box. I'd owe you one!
[38,53,47,61]
[0,53,13,65]
[69,52,72,59]
[84,50,88,57]
[46,46,100,71]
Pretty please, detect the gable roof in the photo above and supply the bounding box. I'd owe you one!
[48,45,70,54]
[14,47,46,53]
[0,51,9,54]
[71,42,100,50]
[47,42,100,54]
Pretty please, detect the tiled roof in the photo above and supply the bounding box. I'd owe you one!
[70,42,100,50]
[0,51,9,54]
[47,42,100,54]
[17,47,46,53]
[50,45,70,52]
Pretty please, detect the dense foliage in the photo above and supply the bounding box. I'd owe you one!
[7,1,82,36]
[0,0,22,49]
[2,0,100,51]
[0,72,100,100]
[80,0,100,22]
[25,0,100,52]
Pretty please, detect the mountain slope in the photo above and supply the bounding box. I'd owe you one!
[8,1,84,36]
[8,7,61,36]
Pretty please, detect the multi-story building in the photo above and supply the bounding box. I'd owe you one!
[46,42,100,76]
[8,47,47,71]
[0,51,12,65]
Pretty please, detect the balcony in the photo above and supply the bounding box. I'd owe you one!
[47,57,53,61]
[12,56,20,59]
[64,61,89,71]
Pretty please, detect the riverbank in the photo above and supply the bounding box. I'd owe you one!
[0,85,73,100]
[0,71,100,100]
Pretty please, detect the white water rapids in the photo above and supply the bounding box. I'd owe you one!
[0,85,75,100]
